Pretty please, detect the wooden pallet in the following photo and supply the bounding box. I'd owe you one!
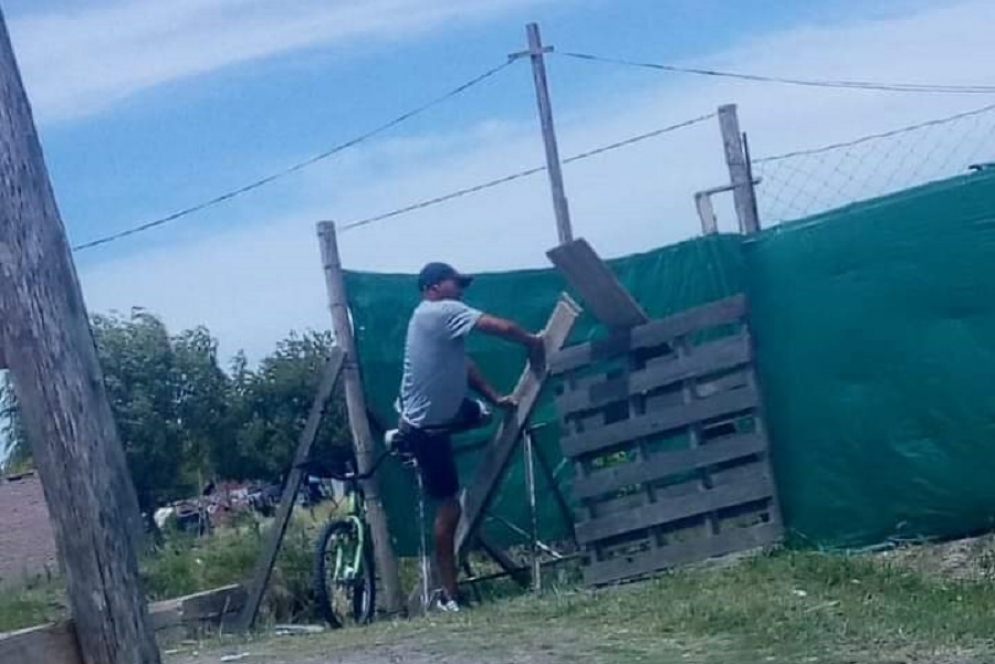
[550,294,783,586]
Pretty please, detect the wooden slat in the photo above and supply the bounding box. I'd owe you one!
[556,333,752,417]
[575,464,774,545]
[573,432,767,500]
[0,623,80,664]
[550,294,747,375]
[235,350,345,632]
[583,521,782,587]
[547,238,648,331]
[0,584,245,664]
[561,385,758,458]
[150,584,246,631]
[453,294,581,555]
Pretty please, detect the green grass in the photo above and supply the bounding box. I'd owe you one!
[6,523,995,664]
[175,549,995,664]
[0,503,338,633]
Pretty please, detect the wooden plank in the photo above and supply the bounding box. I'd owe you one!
[453,294,582,554]
[0,623,81,664]
[718,104,761,234]
[0,585,245,664]
[234,350,345,632]
[573,432,767,500]
[556,333,752,417]
[583,521,781,586]
[575,464,774,545]
[149,584,245,631]
[478,535,530,588]
[561,385,758,458]
[550,294,747,375]
[547,238,648,331]
[0,14,158,664]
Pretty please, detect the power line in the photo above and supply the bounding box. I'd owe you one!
[339,112,715,233]
[754,102,995,163]
[71,60,516,252]
[559,51,995,95]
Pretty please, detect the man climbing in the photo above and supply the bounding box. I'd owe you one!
[394,261,545,612]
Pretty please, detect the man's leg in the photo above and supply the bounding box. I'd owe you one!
[414,433,463,608]
[434,496,461,602]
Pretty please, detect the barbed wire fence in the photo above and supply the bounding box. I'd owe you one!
[751,103,995,225]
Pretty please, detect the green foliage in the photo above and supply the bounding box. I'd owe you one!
[1,310,351,507]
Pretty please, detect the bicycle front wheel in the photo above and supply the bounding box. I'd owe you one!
[313,518,376,628]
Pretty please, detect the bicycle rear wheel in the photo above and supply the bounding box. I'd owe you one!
[313,518,376,628]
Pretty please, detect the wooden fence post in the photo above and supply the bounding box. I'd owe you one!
[718,103,761,234]
[317,221,405,615]
[0,9,160,664]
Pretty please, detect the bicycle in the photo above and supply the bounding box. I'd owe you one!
[300,399,495,628]
[297,445,397,628]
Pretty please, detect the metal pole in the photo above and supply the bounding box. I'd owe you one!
[524,427,540,592]
[523,22,574,245]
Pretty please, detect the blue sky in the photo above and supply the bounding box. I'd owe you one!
[2,0,993,364]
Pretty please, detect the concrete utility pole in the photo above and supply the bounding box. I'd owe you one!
[0,8,161,664]
[514,22,574,245]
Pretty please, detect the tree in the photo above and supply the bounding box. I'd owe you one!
[5,313,353,499]
[91,311,190,513]
[226,330,352,484]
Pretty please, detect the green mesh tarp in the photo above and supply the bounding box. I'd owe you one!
[344,238,746,556]
[744,169,995,548]
[344,168,995,557]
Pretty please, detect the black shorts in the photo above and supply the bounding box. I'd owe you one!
[401,398,490,501]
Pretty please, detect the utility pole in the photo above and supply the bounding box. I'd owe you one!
[0,8,160,664]
[512,22,574,245]
[317,221,405,616]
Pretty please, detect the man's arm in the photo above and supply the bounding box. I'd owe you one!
[474,313,545,371]
[467,357,502,405]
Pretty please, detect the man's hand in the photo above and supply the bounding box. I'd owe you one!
[526,333,546,373]
[495,394,518,410]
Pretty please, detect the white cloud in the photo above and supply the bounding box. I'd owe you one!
[75,0,995,364]
[5,0,550,123]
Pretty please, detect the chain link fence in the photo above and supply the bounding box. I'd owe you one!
[751,103,995,225]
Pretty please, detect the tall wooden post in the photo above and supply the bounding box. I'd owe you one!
[523,22,574,245]
[0,10,161,664]
[317,221,404,615]
[718,103,761,234]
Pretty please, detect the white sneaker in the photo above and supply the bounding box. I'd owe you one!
[435,598,460,613]
[432,591,461,613]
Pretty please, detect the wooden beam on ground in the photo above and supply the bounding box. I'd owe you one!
[317,220,405,616]
[547,238,648,332]
[454,294,581,554]
[0,11,158,664]
[0,585,246,664]
[478,534,530,587]
[233,351,345,632]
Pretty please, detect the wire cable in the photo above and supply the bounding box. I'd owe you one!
[339,112,715,233]
[754,102,995,163]
[559,51,995,95]
[71,60,516,252]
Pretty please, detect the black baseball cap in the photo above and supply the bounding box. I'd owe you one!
[417,262,473,291]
